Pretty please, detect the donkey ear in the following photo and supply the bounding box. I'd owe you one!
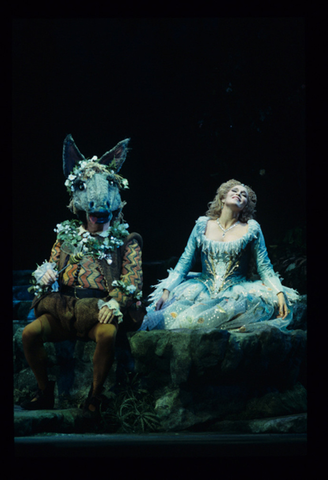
[63,134,85,177]
[98,138,130,172]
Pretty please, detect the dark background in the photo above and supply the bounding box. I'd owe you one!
[12,18,305,272]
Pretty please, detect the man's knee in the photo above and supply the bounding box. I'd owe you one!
[94,323,117,345]
[22,319,43,345]
[22,314,62,344]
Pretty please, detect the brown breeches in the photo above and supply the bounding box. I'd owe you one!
[33,292,108,340]
[23,290,120,397]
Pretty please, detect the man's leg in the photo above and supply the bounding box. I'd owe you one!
[21,313,73,408]
[85,322,117,412]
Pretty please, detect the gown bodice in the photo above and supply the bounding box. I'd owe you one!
[159,216,283,298]
[198,240,252,296]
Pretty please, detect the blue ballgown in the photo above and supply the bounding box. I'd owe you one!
[139,216,300,332]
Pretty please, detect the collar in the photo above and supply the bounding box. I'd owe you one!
[78,225,111,238]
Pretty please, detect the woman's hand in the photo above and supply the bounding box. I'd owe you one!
[40,269,58,286]
[98,306,116,324]
[276,292,289,319]
[156,289,170,311]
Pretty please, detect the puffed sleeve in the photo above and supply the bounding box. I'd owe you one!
[252,224,283,294]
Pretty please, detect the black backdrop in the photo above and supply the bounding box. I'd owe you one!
[12,18,305,271]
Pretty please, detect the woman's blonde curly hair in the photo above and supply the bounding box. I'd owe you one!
[206,179,257,223]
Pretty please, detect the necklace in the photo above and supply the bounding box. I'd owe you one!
[216,219,239,238]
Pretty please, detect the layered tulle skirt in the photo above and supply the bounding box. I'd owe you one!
[139,274,300,332]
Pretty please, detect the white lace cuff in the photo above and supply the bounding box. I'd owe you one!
[32,261,59,292]
[97,298,123,323]
[33,261,57,283]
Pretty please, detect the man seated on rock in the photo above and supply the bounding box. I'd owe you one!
[21,135,145,418]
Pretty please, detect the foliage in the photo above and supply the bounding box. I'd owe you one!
[54,219,129,259]
[282,227,306,254]
[268,226,306,294]
[111,279,142,300]
[100,373,161,434]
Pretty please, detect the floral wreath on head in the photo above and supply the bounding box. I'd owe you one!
[64,155,129,194]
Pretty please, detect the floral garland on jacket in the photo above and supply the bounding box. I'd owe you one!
[28,219,141,300]
[54,218,129,263]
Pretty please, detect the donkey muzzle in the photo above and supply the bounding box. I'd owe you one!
[88,209,113,224]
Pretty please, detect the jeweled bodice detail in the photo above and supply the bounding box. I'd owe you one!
[199,244,250,296]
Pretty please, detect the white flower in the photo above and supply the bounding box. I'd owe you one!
[68,174,76,181]
[91,155,98,161]
[126,285,136,294]
[80,161,88,169]
[54,223,64,233]
[112,280,119,286]
[64,179,70,187]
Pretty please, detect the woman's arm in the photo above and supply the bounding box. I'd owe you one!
[154,219,203,309]
[155,289,170,310]
[253,225,283,293]
[253,225,288,319]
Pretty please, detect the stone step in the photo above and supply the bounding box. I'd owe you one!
[14,430,307,457]
[13,301,35,322]
[14,405,307,437]
[13,270,34,286]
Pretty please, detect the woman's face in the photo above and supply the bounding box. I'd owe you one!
[223,185,248,211]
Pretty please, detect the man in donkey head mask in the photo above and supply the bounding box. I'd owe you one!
[21,135,145,418]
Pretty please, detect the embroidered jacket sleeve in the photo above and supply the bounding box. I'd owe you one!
[252,224,283,294]
[100,239,143,314]
[49,240,61,265]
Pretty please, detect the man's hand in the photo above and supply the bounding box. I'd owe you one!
[40,269,58,286]
[98,306,116,324]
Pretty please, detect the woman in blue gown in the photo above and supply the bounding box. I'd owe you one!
[139,179,300,333]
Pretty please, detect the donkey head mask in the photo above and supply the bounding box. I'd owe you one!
[63,134,130,225]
